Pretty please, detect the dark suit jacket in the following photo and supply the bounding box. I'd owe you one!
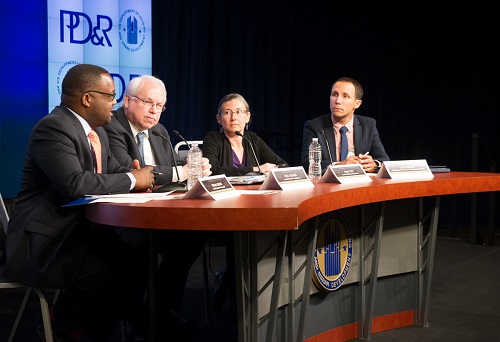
[301,114,390,172]
[202,131,288,176]
[3,105,132,288]
[104,107,184,185]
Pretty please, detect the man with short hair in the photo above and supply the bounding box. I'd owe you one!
[2,64,154,341]
[301,77,390,174]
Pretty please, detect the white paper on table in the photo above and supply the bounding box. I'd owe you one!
[86,192,173,203]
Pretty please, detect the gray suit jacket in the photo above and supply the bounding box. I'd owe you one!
[3,105,132,288]
[301,114,390,172]
[104,107,184,185]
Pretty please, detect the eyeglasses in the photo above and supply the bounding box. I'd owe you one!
[86,90,116,101]
[129,95,166,112]
[221,109,248,117]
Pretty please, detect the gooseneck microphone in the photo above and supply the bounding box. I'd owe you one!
[235,131,263,175]
[151,130,187,193]
[320,129,334,166]
[172,130,191,149]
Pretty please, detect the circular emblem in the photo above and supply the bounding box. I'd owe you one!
[56,61,79,96]
[312,211,353,291]
[118,9,146,52]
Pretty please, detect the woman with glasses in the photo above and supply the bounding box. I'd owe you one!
[202,93,288,176]
[202,93,288,314]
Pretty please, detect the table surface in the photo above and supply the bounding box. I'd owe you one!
[86,172,500,231]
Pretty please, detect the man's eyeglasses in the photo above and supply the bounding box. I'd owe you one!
[86,90,116,101]
[221,109,248,117]
[129,95,166,112]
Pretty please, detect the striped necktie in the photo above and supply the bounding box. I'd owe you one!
[88,129,102,173]
[339,126,348,161]
[137,132,145,164]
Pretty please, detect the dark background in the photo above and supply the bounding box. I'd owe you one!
[152,1,499,172]
[150,1,499,233]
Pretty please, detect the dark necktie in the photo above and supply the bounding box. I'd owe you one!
[137,132,145,164]
[340,126,348,161]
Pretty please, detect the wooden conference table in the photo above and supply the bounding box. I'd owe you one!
[86,172,500,342]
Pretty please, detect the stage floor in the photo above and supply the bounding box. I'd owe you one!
[1,236,499,342]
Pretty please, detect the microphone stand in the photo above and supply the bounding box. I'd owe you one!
[172,130,191,150]
[235,131,264,175]
[320,129,334,165]
[151,130,187,193]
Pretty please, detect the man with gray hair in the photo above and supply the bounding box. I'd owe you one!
[104,75,211,340]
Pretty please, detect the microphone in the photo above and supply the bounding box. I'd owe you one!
[235,131,263,175]
[172,130,191,149]
[151,130,187,193]
[320,129,334,166]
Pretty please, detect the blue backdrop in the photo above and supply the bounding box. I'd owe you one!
[1,2,48,198]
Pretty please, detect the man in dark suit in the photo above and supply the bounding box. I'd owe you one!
[301,77,390,174]
[104,75,211,338]
[2,64,155,341]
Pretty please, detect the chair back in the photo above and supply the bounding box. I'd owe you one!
[0,193,9,233]
[0,193,9,263]
[174,140,204,162]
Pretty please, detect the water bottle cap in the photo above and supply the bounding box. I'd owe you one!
[312,138,318,142]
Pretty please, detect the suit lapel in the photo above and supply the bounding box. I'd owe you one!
[353,116,362,155]
[321,115,337,162]
[115,107,145,165]
[148,129,171,165]
[60,106,95,173]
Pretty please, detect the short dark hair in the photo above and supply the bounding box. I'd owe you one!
[333,77,364,100]
[62,64,110,97]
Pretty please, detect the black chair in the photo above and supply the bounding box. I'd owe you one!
[0,193,54,342]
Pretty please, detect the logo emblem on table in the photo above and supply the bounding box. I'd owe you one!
[313,212,353,291]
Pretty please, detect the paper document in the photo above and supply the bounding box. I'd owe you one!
[63,192,173,206]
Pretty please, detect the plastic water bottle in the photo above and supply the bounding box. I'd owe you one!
[187,143,203,190]
[308,137,322,179]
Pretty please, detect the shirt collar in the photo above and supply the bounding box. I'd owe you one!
[331,115,355,133]
[66,106,91,136]
[128,121,148,139]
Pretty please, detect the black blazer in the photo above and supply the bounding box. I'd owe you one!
[301,114,390,172]
[3,105,132,288]
[202,131,288,176]
[104,107,185,185]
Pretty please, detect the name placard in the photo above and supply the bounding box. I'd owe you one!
[259,166,314,191]
[376,159,434,180]
[318,164,372,184]
[182,175,240,200]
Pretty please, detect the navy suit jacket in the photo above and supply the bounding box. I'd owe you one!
[301,114,390,172]
[3,105,132,288]
[104,107,184,185]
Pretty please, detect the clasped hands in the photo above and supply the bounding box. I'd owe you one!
[253,163,279,174]
[337,154,377,173]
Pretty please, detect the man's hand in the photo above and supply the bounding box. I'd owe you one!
[337,154,377,172]
[358,154,377,172]
[181,157,212,179]
[201,157,212,177]
[130,160,155,191]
